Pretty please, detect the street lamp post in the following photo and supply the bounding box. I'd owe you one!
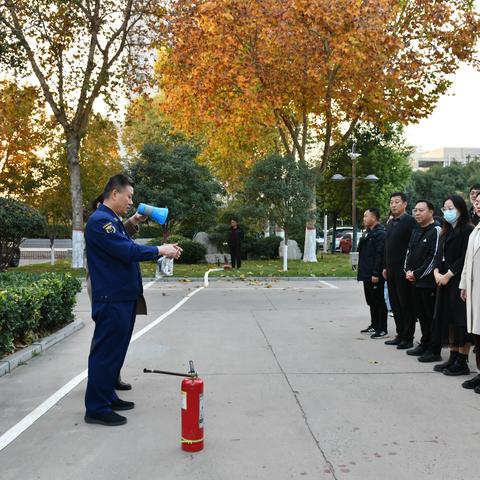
[331,143,379,253]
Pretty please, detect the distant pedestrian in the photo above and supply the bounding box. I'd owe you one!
[358,208,388,339]
[383,192,417,349]
[404,200,441,362]
[228,218,244,269]
[432,195,474,376]
[468,184,480,226]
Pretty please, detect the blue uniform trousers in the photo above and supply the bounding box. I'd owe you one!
[85,301,136,416]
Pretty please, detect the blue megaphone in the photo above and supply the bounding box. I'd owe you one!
[137,203,169,225]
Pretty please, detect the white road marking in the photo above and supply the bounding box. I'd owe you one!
[318,280,339,289]
[0,282,204,452]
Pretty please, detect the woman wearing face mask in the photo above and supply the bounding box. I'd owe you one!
[432,195,474,375]
[459,191,480,393]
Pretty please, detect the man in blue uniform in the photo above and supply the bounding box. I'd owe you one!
[84,174,182,426]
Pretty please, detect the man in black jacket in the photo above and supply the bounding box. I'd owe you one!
[383,192,417,349]
[358,208,388,338]
[404,200,441,362]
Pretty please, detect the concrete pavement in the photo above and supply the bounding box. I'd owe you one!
[1,279,480,479]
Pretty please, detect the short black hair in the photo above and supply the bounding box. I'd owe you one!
[415,199,434,211]
[103,174,134,199]
[90,193,104,212]
[390,192,407,202]
[366,207,381,220]
[469,184,480,192]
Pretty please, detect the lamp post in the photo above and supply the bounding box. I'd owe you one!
[331,143,379,252]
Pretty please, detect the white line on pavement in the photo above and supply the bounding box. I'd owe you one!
[318,280,339,289]
[0,283,204,453]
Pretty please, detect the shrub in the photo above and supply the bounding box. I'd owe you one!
[0,197,46,271]
[250,236,282,259]
[0,273,81,357]
[175,240,206,264]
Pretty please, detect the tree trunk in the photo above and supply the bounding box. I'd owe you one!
[66,133,84,268]
[283,228,289,271]
[302,186,318,262]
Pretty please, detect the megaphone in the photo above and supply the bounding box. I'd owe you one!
[137,203,169,225]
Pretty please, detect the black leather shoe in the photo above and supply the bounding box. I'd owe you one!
[474,385,480,394]
[406,344,428,356]
[85,411,127,426]
[111,398,135,411]
[115,379,132,391]
[418,351,442,363]
[397,341,413,350]
[443,357,470,376]
[385,336,401,346]
[462,374,480,389]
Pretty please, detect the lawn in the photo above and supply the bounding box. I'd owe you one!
[13,254,356,278]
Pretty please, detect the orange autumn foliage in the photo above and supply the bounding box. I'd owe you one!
[159,0,479,186]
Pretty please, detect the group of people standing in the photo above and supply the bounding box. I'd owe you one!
[358,185,480,392]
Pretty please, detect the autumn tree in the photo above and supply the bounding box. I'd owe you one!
[0,81,47,202]
[0,1,166,267]
[160,0,480,261]
[38,114,122,226]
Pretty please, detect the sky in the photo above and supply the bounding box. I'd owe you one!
[404,63,480,152]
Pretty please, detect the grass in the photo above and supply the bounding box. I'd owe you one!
[12,253,356,278]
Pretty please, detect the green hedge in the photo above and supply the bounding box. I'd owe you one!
[0,273,81,357]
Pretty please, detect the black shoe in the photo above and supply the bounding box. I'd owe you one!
[443,354,470,376]
[361,326,376,335]
[397,341,413,350]
[418,351,442,363]
[371,331,389,339]
[474,385,480,394]
[115,379,132,391]
[111,398,135,411]
[462,374,480,389]
[406,344,428,356]
[385,336,401,346]
[85,411,127,426]
[433,351,458,372]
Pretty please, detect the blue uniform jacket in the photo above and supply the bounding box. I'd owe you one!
[85,204,159,303]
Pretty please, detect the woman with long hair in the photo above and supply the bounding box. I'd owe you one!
[431,195,474,375]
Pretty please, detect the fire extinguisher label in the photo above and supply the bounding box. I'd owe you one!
[199,394,204,428]
[182,391,187,410]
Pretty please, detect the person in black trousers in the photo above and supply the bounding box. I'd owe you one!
[228,218,244,269]
[404,200,441,362]
[358,208,388,338]
[432,195,474,375]
[383,192,417,349]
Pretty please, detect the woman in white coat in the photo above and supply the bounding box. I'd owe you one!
[460,191,480,392]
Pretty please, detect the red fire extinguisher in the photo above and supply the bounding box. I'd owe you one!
[144,360,204,452]
[181,361,204,452]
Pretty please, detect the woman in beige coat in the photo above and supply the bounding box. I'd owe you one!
[460,191,480,392]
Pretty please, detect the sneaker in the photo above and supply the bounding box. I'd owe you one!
[361,326,376,335]
[371,331,389,339]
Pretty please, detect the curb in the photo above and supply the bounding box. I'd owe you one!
[148,276,356,283]
[0,319,84,378]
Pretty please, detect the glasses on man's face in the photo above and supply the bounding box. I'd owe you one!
[412,208,427,214]
[441,207,456,213]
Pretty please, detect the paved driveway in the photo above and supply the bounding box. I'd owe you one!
[1,279,479,480]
